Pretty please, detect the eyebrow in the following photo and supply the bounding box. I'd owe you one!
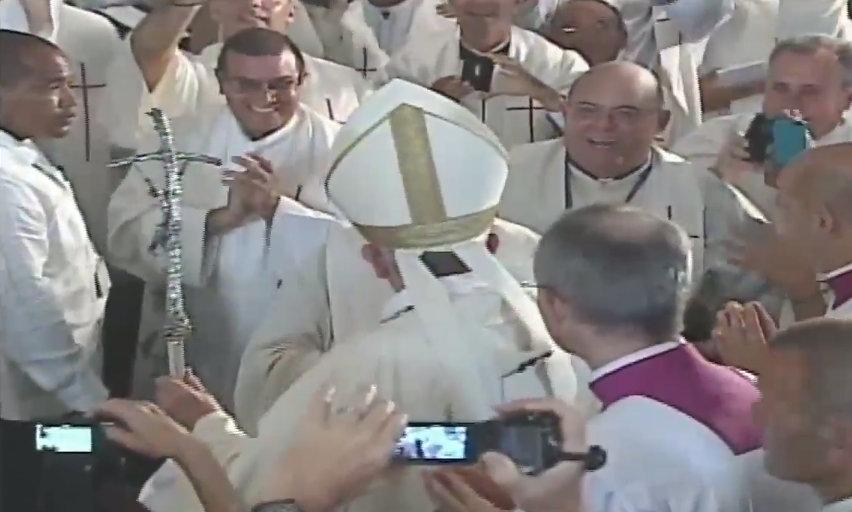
[574,101,644,110]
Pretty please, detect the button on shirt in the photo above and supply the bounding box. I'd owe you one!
[0,129,109,420]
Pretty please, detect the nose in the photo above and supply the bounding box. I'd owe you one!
[60,84,77,109]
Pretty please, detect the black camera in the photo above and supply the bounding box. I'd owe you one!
[394,411,605,475]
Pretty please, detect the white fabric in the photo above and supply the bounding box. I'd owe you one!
[0,0,60,42]
[500,140,732,275]
[610,0,736,142]
[584,396,821,512]
[1,4,133,254]
[671,112,852,219]
[139,279,586,512]
[107,105,338,409]
[0,130,109,420]
[777,0,852,40]
[824,497,852,512]
[289,0,327,58]
[381,26,589,148]
[590,340,682,381]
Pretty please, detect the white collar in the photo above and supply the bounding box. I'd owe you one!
[363,0,419,16]
[823,496,852,512]
[818,261,852,282]
[0,129,45,167]
[380,273,489,322]
[590,339,684,382]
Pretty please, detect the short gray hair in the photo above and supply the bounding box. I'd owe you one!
[770,35,852,87]
[533,204,692,342]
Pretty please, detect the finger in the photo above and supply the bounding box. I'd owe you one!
[480,452,522,496]
[101,424,148,454]
[246,152,275,174]
[94,398,138,423]
[443,471,498,508]
[423,471,467,512]
[743,304,770,345]
[184,371,208,393]
[306,383,336,426]
[750,301,779,339]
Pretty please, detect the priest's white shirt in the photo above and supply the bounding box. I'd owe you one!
[381,25,589,148]
[609,0,736,142]
[0,130,110,420]
[824,497,852,512]
[671,112,852,218]
[107,104,339,409]
[777,0,852,40]
[0,2,135,254]
[138,273,585,512]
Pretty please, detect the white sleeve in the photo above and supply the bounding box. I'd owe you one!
[107,164,217,288]
[0,179,108,413]
[664,0,736,43]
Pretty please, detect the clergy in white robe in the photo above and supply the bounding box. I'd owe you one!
[108,30,340,408]
[138,78,587,512]
[777,0,852,41]
[111,0,369,143]
[699,0,778,118]
[0,0,134,253]
[538,0,628,66]
[380,0,589,148]
[530,204,819,512]
[673,35,852,218]
[499,62,776,324]
[0,33,110,420]
[609,0,735,142]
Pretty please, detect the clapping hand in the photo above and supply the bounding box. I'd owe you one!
[432,76,476,102]
[712,301,776,374]
[221,153,284,224]
[155,371,222,430]
[488,54,563,112]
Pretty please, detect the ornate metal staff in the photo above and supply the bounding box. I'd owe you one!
[110,108,222,378]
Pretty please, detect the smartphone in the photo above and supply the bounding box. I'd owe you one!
[395,413,563,474]
[35,424,95,454]
[769,117,811,169]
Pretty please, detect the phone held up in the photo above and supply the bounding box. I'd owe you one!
[744,113,813,185]
[393,411,606,475]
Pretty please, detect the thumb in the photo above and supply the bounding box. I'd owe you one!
[481,452,522,492]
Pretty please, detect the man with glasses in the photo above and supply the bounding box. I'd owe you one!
[107,27,339,409]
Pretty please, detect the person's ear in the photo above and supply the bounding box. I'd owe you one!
[361,244,392,279]
[486,233,500,254]
[656,109,671,134]
[815,203,837,236]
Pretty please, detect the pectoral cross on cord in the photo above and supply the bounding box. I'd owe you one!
[69,63,106,162]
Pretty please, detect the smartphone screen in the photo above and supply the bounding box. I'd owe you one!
[35,424,94,454]
[395,423,474,464]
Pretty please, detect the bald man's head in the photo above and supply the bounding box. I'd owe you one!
[0,30,64,89]
[0,30,75,139]
[567,61,665,107]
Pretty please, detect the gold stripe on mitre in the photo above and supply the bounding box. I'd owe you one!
[356,206,498,249]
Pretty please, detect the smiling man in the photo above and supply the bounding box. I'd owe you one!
[108,27,339,409]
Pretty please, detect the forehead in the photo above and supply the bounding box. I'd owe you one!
[769,48,842,80]
[224,51,299,77]
[570,71,656,105]
[20,47,70,80]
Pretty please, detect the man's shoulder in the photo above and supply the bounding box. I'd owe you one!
[305,54,368,85]
[509,138,563,168]
[673,113,753,152]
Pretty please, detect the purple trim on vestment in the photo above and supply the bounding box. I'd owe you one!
[827,268,852,310]
[590,344,762,455]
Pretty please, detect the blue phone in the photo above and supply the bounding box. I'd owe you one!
[770,118,812,169]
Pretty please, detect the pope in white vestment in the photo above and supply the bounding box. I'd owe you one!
[0,0,136,253]
[137,79,588,512]
[107,102,339,409]
[610,0,736,142]
[0,126,110,421]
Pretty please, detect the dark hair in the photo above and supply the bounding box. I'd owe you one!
[556,0,627,38]
[215,27,306,78]
[0,30,64,89]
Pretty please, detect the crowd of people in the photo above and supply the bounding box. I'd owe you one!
[3,0,852,511]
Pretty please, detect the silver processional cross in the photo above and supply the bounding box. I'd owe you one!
[109,108,222,378]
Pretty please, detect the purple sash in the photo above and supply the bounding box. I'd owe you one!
[590,344,762,455]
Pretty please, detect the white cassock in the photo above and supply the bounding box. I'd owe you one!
[138,275,585,512]
[309,0,455,81]
[107,104,339,408]
[233,217,598,435]
[671,112,852,218]
[777,0,852,40]
[700,0,778,118]
[610,0,736,142]
[381,26,589,148]
[0,1,135,253]
[107,38,370,142]
[0,130,110,420]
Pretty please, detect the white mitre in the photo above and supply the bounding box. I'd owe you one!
[326,79,578,404]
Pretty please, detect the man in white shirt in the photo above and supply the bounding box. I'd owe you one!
[539,0,628,66]
[108,28,339,408]
[113,0,369,136]
[756,318,852,512]
[381,0,589,148]
[532,204,819,512]
[0,31,109,421]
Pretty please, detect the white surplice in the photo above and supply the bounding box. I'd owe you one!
[107,104,339,409]
[671,112,852,218]
[824,497,852,512]
[381,25,589,148]
[138,274,587,512]
[777,0,852,40]
[0,2,135,254]
[0,130,110,420]
[610,0,736,142]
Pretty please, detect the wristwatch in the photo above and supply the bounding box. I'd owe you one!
[250,500,303,512]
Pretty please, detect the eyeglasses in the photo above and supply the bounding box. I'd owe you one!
[223,75,304,95]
